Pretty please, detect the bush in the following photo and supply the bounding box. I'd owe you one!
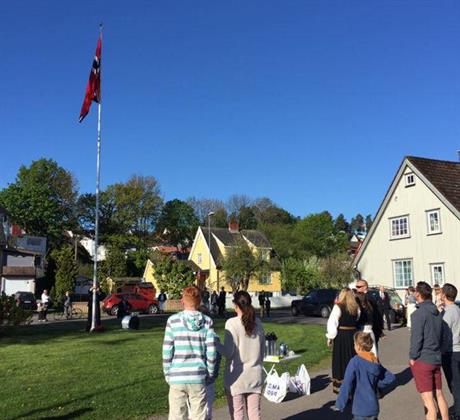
[0,294,32,326]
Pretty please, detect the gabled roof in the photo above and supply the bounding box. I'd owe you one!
[406,156,460,213]
[354,156,460,265]
[199,227,273,265]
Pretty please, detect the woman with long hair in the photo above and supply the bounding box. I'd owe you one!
[355,291,379,357]
[216,291,265,420]
[326,288,360,393]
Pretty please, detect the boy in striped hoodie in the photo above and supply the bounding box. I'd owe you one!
[163,286,217,420]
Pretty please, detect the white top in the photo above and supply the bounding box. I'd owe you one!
[41,293,50,304]
[217,316,265,396]
[326,304,360,340]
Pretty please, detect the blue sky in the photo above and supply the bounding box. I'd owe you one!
[1,1,459,219]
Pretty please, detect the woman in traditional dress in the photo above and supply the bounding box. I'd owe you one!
[355,291,379,357]
[326,288,360,393]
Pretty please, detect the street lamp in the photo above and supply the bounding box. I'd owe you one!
[207,212,214,290]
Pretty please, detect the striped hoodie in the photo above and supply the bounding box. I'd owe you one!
[162,310,217,385]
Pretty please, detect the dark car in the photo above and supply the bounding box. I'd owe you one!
[367,287,405,324]
[15,291,37,310]
[102,293,159,316]
[291,288,338,318]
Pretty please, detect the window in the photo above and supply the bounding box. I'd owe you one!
[430,263,445,285]
[389,216,410,239]
[197,253,202,264]
[405,173,415,187]
[426,209,442,235]
[393,259,413,288]
[259,274,272,285]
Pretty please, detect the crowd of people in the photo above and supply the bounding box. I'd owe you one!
[327,280,460,420]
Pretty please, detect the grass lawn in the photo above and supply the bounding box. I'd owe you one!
[0,316,330,419]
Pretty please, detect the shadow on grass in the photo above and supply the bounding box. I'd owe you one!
[0,317,169,345]
[282,401,352,420]
[9,379,151,420]
[37,407,93,419]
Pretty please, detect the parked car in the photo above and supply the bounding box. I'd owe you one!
[102,293,160,316]
[367,286,405,324]
[291,288,338,318]
[117,282,156,301]
[14,291,37,310]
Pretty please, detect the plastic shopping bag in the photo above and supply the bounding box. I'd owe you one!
[292,364,311,396]
[264,370,288,403]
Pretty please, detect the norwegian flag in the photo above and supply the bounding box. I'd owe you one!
[79,34,102,122]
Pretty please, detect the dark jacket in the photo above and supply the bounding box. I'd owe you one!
[376,291,391,311]
[410,300,443,365]
[336,353,395,417]
[366,292,384,339]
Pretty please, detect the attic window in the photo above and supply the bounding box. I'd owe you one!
[405,173,415,187]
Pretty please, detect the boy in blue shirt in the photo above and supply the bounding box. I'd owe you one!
[336,332,395,420]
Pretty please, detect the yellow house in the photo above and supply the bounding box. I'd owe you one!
[143,258,201,292]
[188,226,282,296]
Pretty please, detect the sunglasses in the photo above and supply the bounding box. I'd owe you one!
[356,285,366,289]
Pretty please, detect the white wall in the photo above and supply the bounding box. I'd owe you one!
[1,277,35,295]
[357,164,460,295]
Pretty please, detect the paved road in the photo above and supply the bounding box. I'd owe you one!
[155,326,453,420]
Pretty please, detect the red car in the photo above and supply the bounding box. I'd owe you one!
[102,293,159,316]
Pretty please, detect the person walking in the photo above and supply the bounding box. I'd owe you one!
[440,283,460,420]
[356,279,383,354]
[218,287,226,317]
[63,291,73,319]
[410,281,449,420]
[433,284,444,312]
[258,291,266,318]
[377,285,392,331]
[210,291,218,315]
[326,288,361,394]
[202,287,210,311]
[405,286,417,329]
[41,289,50,322]
[216,291,265,420]
[265,297,271,318]
[163,286,217,420]
[336,332,396,419]
[158,290,167,313]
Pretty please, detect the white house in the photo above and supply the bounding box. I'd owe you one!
[354,156,460,296]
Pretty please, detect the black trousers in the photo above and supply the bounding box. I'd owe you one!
[442,352,460,416]
[383,308,391,330]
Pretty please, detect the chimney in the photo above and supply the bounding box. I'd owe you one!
[228,221,239,233]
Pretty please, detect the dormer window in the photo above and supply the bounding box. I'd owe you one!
[405,173,415,187]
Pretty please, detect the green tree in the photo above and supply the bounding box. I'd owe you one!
[52,246,78,304]
[156,199,199,247]
[256,205,296,226]
[350,213,365,234]
[319,254,354,289]
[281,257,321,294]
[154,257,196,298]
[295,211,348,258]
[334,213,350,235]
[212,208,228,228]
[220,240,269,292]
[365,214,373,232]
[186,197,226,225]
[0,159,78,246]
[238,206,258,230]
[259,222,299,260]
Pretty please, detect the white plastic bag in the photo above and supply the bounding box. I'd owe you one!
[292,364,311,396]
[264,370,288,403]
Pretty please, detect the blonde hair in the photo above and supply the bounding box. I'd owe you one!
[337,288,359,316]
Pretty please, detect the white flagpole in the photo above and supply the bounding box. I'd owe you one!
[91,24,103,332]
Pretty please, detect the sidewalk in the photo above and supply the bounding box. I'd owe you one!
[157,327,453,419]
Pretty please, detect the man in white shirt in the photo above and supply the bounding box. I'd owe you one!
[41,289,50,321]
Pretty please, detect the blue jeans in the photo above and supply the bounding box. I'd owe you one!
[353,416,378,420]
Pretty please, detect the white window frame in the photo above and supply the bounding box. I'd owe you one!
[197,253,202,264]
[393,259,414,288]
[259,273,272,285]
[426,209,442,235]
[405,173,416,187]
[430,263,445,286]
[389,215,410,239]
